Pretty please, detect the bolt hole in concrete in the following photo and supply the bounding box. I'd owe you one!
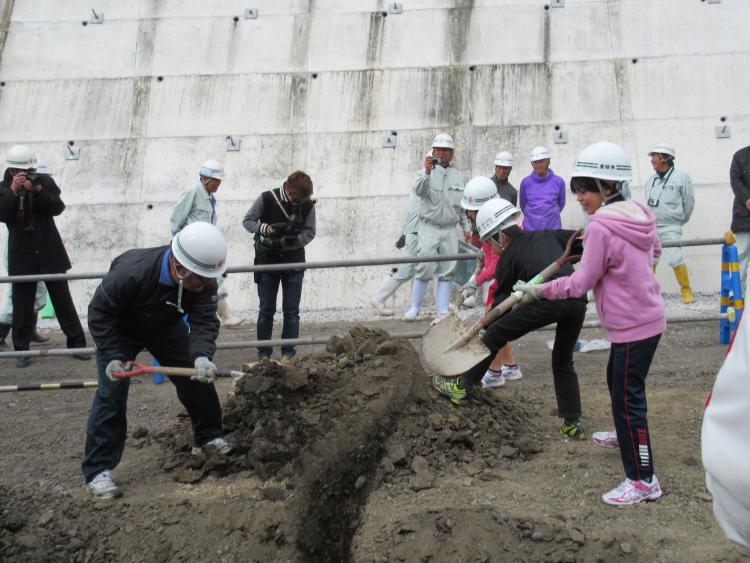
[147,204,153,210]
[0,82,4,87]
[81,21,87,26]
[233,16,239,22]
[68,140,75,146]
[381,11,388,17]
[544,5,550,10]
[157,76,164,82]
[720,116,727,122]
[469,65,476,71]
[312,73,318,79]
[632,58,638,63]
[554,125,560,131]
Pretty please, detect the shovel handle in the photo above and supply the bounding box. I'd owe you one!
[112,361,239,379]
[444,231,582,352]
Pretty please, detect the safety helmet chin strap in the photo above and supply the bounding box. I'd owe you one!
[594,178,623,205]
[169,256,193,314]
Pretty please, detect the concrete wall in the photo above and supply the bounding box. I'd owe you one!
[0,0,748,312]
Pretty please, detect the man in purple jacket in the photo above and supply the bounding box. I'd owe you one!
[519,146,566,231]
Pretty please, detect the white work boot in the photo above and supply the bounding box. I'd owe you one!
[404,279,429,321]
[217,298,245,328]
[86,470,122,499]
[435,280,453,319]
[370,275,404,316]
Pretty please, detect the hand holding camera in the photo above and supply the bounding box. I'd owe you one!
[395,234,406,249]
[10,170,41,195]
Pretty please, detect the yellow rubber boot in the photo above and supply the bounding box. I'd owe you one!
[674,264,694,304]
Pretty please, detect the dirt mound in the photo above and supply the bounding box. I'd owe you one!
[357,507,645,562]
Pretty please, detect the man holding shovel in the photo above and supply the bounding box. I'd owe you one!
[82,222,232,499]
[432,198,589,441]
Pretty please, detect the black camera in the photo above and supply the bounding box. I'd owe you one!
[24,169,38,184]
[431,156,443,167]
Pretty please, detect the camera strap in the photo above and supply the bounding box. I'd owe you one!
[269,189,290,220]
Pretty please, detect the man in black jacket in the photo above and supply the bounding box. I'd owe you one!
[242,171,316,362]
[433,198,588,441]
[82,222,232,499]
[730,145,750,294]
[0,145,88,367]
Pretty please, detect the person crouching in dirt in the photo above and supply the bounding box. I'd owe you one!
[243,171,316,363]
[82,222,233,499]
[458,177,522,385]
[513,142,666,506]
[433,197,588,443]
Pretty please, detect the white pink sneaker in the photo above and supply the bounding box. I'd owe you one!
[481,368,505,388]
[501,364,523,381]
[592,430,619,449]
[602,476,662,505]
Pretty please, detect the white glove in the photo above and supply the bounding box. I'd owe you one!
[105,359,132,382]
[461,275,478,297]
[192,356,217,384]
[512,282,543,304]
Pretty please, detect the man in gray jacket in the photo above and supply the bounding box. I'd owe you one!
[644,143,695,303]
[730,144,750,294]
[404,133,470,321]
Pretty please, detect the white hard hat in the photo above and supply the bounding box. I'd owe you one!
[647,143,675,158]
[171,222,228,278]
[199,159,224,180]
[494,151,514,167]
[529,146,551,162]
[476,198,522,241]
[571,141,632,183]
[431,133,455,150]
[461,177,499,211]
[5,145,37,170]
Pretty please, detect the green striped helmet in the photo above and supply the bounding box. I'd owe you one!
[172,222,228,278]
[572,142,632,182]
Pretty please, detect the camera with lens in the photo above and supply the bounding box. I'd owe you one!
[431,156,443,167]
[24,169,38,184]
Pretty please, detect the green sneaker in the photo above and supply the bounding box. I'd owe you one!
[560,421,587,441]
[432,375,467,405]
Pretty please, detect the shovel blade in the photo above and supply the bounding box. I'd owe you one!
[420,313,491,377]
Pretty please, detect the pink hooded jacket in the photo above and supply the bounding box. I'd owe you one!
[475,240,499,287]
[540,201,666,343]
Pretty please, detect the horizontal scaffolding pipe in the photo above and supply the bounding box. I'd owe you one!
[0,237,726,284]
[0,314,726,359]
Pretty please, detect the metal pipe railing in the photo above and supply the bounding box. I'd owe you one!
[0,314,726,359]
[0,237,727,284]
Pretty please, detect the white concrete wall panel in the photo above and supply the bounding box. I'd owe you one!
[148,17,298,77]
[627,54,750,121]
[9,1,140,23]
[0,79,134,142]
[620,0,750,59]
[464,6,545,65]
[144,74,297,137]
[0,21,139,81]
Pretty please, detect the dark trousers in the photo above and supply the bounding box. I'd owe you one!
[256,270,304,358]
[479,298,587,421]
[12,280,86,351]
[81,322,223,483]
[607,334,661,482]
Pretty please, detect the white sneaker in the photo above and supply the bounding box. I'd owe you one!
[592,430,619,449]
[501,364,523,381]
[602,476,662,505]
[481,368,506,388]
[193,436,234,456]
[403,306,420,321]
[86,470,122,499]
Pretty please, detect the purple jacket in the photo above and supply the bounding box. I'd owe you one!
[540,201,666,343]
[519,170,566,230]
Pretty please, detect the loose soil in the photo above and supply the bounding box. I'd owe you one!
[0,317,748,562]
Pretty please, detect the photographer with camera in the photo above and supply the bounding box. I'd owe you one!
[242,171,316,363]
[404,133,471,321]
[0,145,88,367]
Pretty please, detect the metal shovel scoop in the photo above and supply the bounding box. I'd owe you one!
[420,231,581,377]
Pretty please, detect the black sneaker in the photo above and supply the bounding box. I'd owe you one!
[16,356,32,368]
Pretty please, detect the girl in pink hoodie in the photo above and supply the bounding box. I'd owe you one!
[514,142,666,506]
